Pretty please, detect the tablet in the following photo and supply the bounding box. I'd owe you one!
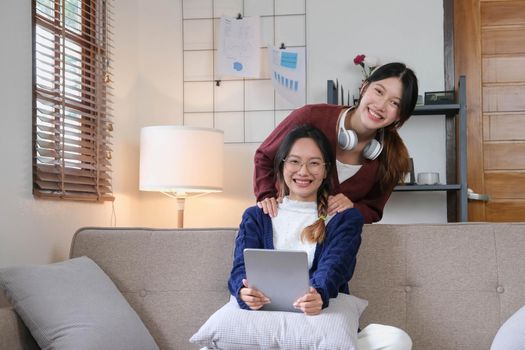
[243,248,310,313]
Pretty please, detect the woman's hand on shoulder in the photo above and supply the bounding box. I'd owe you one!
[294,287,322,315]
[240,279,270,310]
[256,197,281,218]
[327,193,354,216]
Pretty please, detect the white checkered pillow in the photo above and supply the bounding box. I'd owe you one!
[190,293,367,350]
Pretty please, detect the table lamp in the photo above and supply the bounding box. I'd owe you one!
[139,126,224,228]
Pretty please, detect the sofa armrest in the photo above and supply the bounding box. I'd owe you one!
[0,307,39,350]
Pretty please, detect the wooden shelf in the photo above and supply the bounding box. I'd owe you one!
[394,184,461,191]
[413,104,460,115]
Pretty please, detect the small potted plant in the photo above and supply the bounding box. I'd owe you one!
[353,54,379,80]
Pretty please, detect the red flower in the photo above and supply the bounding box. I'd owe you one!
[353,54,365,66]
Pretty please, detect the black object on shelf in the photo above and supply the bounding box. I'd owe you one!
[399,158,416,185]
[326,79,353,106]
[424,90,455,105]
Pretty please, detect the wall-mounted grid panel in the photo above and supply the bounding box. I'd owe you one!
[182,0,307,143]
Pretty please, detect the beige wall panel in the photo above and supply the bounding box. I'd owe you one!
[481,1,525,27]
[484,142,525,169]
[485,172,525,198]
[482,56,525,83]
[482,28,525,55]
[483,113,525,140]
[483,85,525,112]
[486,200,525,221]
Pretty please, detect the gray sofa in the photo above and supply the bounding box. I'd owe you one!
[1,223,525,350]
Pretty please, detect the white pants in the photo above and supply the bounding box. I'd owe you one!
[357,323,413,350]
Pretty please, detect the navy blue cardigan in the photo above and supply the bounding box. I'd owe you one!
[228,205,363,310]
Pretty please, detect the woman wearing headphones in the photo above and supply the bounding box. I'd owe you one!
[254,62,418,223]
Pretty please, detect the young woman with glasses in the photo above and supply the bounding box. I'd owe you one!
[229,125,412,349]
[254,62,419,223]
[229,124,363,315]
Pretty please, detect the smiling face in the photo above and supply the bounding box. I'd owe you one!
[283,137,327,202]
[356,77,403,131]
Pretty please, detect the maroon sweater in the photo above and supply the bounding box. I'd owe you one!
[253,104,394,224]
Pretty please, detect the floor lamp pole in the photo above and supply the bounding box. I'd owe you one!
[176,197,185,228]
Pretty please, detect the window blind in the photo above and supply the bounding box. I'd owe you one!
[32,0,114,201]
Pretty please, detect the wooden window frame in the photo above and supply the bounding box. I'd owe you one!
[32,0,114,202]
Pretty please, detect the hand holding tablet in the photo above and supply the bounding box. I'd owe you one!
[243,248,311,313]
[238,278,270,310]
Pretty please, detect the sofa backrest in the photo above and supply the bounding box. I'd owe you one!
[70,224,525,350]
[70,227,237,350]
[351,222,525,350]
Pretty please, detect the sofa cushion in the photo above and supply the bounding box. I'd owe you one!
[0,256,158,350]
[190,293,367,350]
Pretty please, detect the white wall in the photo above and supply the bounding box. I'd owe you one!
[0,0,113,264]
[0,0,114,306]
[110,0,257,229]
[307,0,447,223]
[127,0,448,228]
[0,0,447,290]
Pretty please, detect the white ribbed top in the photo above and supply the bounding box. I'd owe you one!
[271,197,318,268]
[336,159,362,183]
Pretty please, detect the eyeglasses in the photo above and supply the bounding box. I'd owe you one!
[283,157,326,175]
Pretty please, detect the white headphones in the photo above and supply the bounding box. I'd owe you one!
[337,109,384,160]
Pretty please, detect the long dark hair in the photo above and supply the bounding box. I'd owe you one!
[274,125,333,243]
[360,62,418,189]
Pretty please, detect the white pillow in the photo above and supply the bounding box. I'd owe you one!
[190,293,368,350]
[0,256,158,350]
[490,305,525,350]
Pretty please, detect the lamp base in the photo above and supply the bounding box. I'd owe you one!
[161,192,210,228]
[176,198,185,228]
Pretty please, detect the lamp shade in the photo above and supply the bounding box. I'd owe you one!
[139,126,224,193]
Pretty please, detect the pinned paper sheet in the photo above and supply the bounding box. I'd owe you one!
[217,16,261,78]
[269,46,306,107]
